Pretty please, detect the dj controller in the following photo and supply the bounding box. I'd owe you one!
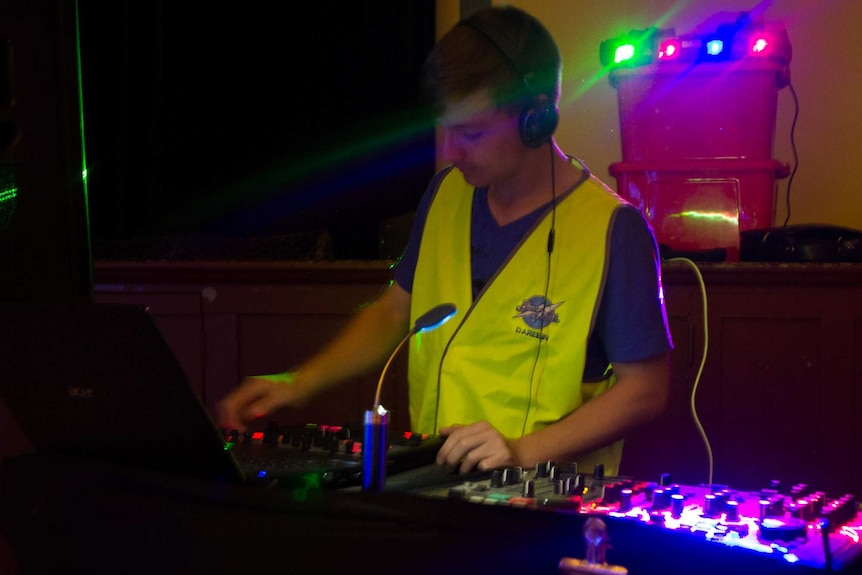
[2,421,861,575]
[401,461,862,574]
[229,423,862,573]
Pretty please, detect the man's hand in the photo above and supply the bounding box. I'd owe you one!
[217,372,305,431]
[436,420,517,473]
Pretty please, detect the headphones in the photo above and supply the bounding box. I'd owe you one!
[458,16,559,148]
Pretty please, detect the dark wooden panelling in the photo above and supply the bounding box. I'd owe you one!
[88,260,862,497]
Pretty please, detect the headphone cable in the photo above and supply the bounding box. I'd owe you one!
[523,143,557,436]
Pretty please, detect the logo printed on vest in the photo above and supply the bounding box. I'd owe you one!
[514,295,563,329]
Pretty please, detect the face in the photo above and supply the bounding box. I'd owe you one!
[437,90,524,187]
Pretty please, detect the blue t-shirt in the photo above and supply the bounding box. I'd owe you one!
[394,178,672,380]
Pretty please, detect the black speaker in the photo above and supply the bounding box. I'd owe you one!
[459,16,559,148]
[740,224,862,263]
[0,0,92,303]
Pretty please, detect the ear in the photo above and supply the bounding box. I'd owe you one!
[520,94,559,148]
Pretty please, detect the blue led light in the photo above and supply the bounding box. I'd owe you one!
[706,39,724,56]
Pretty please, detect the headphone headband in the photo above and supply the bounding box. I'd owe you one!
[458,18,534,89]
[458,14,559,148]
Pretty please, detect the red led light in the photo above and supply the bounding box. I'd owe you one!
[658,39,681,60]
[752,37,769,53]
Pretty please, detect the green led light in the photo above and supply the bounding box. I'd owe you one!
[599,27,662,69]
[672,211,739,225]
[614,44,636,64]
[0,187,16,203]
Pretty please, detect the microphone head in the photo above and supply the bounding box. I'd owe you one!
[414,303,457,333]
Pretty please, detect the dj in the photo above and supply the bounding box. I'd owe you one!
[218,5,672,477]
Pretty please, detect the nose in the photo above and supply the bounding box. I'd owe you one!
[438,130,463,164]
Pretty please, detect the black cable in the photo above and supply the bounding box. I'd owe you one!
[820,519,834,573]
[782,82,800,227]
[522,143,557,436]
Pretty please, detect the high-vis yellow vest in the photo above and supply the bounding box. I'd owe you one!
[408,163,627,474]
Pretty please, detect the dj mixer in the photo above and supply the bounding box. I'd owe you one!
[224,422,444,489]
[217,422,862,573]
[3,422,861,575]
[403,461,862,574]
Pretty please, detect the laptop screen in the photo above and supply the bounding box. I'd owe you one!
[0,303,244,485]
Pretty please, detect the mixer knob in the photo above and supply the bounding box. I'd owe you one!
[573,473,585,494]
[503,467,517,485]
[490,469,504,488]
[554,479,566,495]
[759,497,784,519]
[263,421,280,447]
[593,464,605,479]
[725,499,740,522]
[653,488,670,510]
[659,472,673,486]
[535,461,553,478]
[523,479,535,498]
[549,465,561,482]
[502,467,521,485]
[644,483,657,502]
[619,488,633,511]
[671,493,685,518]
[704,493,718,517]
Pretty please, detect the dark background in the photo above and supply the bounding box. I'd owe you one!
[78,1,437,260]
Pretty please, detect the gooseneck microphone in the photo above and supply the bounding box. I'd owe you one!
[362,302,458,491]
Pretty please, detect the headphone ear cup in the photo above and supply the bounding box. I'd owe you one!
[520,100,559,148]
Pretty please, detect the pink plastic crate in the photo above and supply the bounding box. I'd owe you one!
[610,159,789,259]
[611,59,787,162]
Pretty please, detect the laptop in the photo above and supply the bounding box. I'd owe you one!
[0,303,440,490]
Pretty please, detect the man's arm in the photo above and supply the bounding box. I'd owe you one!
[437,352,671,472]
[217,282,412,430]
[512,352,670,465]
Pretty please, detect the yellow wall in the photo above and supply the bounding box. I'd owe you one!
[440,0,862,230]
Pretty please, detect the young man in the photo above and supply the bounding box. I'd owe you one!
[218,5,672,477]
